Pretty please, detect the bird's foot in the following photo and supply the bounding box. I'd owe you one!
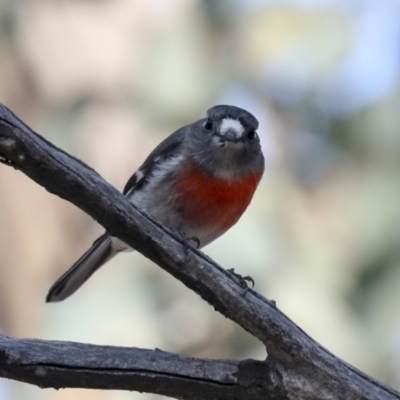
[174,229,200,263]
[227,268,255,297]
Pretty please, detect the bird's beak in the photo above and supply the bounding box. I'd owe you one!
[220,129,239,143]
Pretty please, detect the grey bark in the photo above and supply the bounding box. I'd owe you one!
[0,103,398,399]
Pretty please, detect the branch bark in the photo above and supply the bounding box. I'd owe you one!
[0,103,398,399]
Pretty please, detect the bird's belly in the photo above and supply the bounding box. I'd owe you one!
[129,163,261,248]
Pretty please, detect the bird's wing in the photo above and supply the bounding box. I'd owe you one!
[123,127,188,196]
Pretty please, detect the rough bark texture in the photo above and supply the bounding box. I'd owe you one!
[0,103,399,399]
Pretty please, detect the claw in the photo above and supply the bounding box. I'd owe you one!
[227,268,255,297]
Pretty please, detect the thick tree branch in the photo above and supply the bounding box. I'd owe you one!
[0,335,246,399]
[0,103,399,399]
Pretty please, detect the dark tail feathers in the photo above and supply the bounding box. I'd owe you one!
[46,234,116,302]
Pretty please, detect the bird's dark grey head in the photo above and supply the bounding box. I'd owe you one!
[187,105,264,179]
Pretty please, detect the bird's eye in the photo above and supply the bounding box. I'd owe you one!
[247,130,257,140]
[203,119,213,132]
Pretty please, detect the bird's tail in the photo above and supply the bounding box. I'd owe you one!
[46,233,117,302]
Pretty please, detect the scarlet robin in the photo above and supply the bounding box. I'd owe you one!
[46,105,264,302]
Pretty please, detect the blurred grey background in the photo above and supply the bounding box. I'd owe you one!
[1,0,400,399]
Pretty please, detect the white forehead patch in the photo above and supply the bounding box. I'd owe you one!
[219,118,245,137]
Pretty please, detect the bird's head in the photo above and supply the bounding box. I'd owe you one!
[188,105,264,179]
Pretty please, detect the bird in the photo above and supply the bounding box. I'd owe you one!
[46,105,265,302]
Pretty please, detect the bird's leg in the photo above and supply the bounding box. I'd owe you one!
[174,229,200,263]
[227,268,255,297]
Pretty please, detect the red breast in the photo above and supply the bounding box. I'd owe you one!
[174,163,262,232]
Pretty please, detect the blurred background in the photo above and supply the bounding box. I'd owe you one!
[1,0,400,399]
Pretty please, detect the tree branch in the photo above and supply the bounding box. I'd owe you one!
[0,335,246,399]
[0,103,398,399]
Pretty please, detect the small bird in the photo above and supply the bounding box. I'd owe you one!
[46,105,264,302]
